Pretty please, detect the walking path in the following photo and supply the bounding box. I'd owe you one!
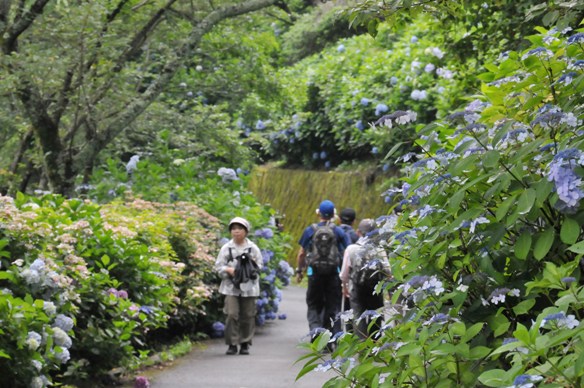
[148,285,335,387]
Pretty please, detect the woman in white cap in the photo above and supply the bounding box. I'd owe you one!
[214,217,262,355]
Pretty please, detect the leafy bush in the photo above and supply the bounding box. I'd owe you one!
[258,16,469,169]
[87,141,293,325]
[300,24,584,387]
[0,193,220,386]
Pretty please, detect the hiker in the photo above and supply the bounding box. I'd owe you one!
[340,219,390,338]
[296,200,351,336]
[214,217,262,355]
[339,208,359,244]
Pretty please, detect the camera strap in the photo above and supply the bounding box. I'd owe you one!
[227,247,252,263]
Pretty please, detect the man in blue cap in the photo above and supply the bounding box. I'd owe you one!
[296,199,350,337]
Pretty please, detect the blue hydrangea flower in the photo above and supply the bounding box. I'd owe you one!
[319,151,327,160]
[371,147,379,155]
[561,277,576,284]
[312,152,319,160]
[256,120,266,130]
[360,97,370,106]
[54,314,74,332]
[375,103,389,116]
[355,120,365,131]
[337,44,346,53]
[511,374,543,387]
[569,60,584,70]
[521,47,553,60]
[567,32,584,44]
[324,161,331,169]
[556,72,578,86]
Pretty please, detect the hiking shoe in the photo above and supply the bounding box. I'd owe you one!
[239,343,250,355]
[226,345,238,355]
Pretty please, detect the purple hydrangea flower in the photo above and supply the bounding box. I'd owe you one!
[134,376,151,388]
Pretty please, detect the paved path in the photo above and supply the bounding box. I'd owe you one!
[148,285,335,388]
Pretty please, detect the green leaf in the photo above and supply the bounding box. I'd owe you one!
[0,272,15,281]
[0,350,11,359]
[448,190,465,214]
[462,323,484,343]
[560,218,580,245]
[533,228,555,260]
[567,240,584,254]
[496,195,517,221]
[101,255,110,266]
[382,142,405,161]
[478,369,508,387]
[534,178,553,206]
[514,232,532,260]
[575,350,584,378]
[513,323,531,345]
[469,346,491,360]
[483,150,500,168]
[296,357,320,380]
[517,188,536,215]
[512,299,536,315]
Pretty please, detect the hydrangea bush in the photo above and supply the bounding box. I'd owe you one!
[0,193,221,386]
[254,16,470,169]
[87,146,293,328]
[300,25,584,387]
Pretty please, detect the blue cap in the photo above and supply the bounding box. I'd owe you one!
[318,200,335,219]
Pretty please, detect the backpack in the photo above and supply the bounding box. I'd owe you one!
[340,224,359,244]
[351,243,388,292]
[228,247,259,290]
[306,223,340,275]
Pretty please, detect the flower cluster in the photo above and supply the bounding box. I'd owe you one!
[546,148,584,211]
[540,312,580,330]
[399,275,445,303]
[217,167,239,183]
[482,288,520,306]
[254,228,274,239]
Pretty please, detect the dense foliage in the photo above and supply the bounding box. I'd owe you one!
[300,24,584,387]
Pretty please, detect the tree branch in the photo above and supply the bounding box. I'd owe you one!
[77,0,278,167]
[3,0,50,53]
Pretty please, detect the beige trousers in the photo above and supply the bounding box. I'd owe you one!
[223,295,257,346]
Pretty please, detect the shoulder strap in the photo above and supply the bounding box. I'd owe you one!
[227,247,234,262]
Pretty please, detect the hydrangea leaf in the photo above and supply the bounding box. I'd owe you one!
[469,346,491,360]
[514,232,532,260]
[513,323,531,345]
[534,228,555,260]
[575,350,584,378]
[517,188,536,215]
[483,150,500,169]
[496,194,517,221]
[534,178,553,207]
[512,299,536,315]
[567,240,584,255]
[477,369,510,387]
[560,218,580,245]
[448,190,465,214]
[487,313,510,337]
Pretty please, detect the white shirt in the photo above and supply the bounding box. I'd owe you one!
[214,238,263,297]
[340,237,390,295]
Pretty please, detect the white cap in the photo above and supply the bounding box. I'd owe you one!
[228,217,251,233]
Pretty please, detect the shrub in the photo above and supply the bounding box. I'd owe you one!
[300,25,584,387]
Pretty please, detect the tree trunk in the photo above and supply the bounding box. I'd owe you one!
[4,0,278,195]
